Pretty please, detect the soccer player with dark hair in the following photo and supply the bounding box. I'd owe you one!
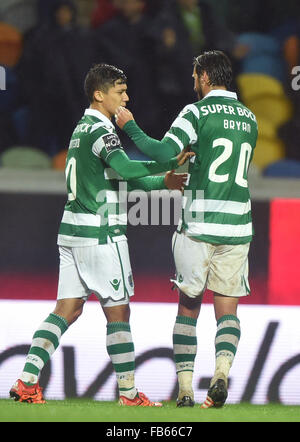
[9,63,191,406]
[116,50,258,408]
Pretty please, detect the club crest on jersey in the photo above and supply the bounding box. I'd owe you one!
[102,133,122,152]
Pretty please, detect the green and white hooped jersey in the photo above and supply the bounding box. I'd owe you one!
[163,90,258,245]
[57,108,128,247]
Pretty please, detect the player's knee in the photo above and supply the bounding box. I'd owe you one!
[70,305,84,324]
[103,303,130,323]
[53,299,84,326]
[179,289,203,305]
[177,290,202,319]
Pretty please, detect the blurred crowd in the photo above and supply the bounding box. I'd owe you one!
[0,0,300,176]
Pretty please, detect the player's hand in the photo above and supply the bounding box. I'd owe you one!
[164,170,188,192]
[176,147,195,166]
[115,106,134,129]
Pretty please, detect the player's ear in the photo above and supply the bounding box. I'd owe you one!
[94,90,104,103]
[201,71,210,85]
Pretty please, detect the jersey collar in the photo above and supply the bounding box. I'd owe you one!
[203,89,237,100]
[84,108,114,128]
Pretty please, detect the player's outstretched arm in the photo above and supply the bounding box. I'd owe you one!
[115,107,181,163]
[127,171,188,193]
[106,148,179,181]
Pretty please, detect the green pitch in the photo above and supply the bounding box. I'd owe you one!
[0,399,299,422]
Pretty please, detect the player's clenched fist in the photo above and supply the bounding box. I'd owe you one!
[115,106,134,129]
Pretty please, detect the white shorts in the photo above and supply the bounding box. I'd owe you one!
[171,232,250,298]
[57,240,134,307]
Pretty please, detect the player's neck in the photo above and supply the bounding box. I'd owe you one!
[90,103,112,120]
[203,85,227,97]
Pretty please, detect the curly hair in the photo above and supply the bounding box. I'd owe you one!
[193,50,232,89]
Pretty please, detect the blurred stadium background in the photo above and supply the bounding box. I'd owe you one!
[0,0,300,406]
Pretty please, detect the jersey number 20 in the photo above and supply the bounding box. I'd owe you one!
[208,137,252,188]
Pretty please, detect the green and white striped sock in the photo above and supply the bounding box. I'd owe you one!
[106,321,137,400]
[173,315,197,399]
[211,314,241,387]
[21,313,68,385]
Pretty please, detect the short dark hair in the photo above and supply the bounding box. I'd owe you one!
[84,63,127,103]
[193,50,232,89]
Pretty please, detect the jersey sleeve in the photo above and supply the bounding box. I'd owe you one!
[127,176,166,192]
[123,121,180,163]
[90,126,123,162]
[162,104,199,150]
[123,104,200,163]
[105,149,178,180]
